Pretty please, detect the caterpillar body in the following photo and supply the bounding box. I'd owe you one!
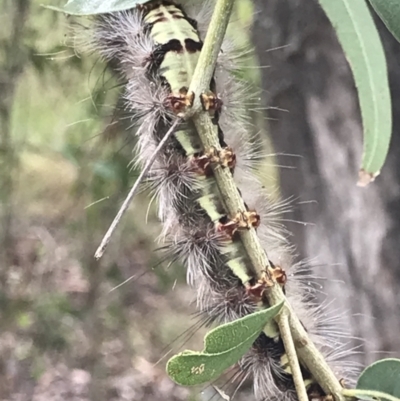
[73,1,357,400]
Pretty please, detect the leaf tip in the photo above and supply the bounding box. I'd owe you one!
[357,169,380,187]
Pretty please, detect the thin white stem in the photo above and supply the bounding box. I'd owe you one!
[279,311,309,401]
[94,117,182,260]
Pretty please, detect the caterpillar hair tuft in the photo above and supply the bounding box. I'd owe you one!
[70,1,359,400]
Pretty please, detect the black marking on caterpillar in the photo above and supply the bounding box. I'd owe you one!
[71,1,359,400]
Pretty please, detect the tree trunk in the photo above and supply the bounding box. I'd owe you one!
[252,0,400,365]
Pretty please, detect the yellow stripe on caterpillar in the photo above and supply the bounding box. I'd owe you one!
[144,4,201,94]
[143,4,198,45]
[226,257,253,286]
[197,193,224,222]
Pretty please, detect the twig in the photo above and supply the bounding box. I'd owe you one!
[187,0,270,275]
[288,310,345,401]
[186,0,345,400]
[279,311,309,401]
[187,0,234,115]
[94,117,182,260]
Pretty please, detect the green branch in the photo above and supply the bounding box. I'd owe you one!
[187,0,234,115]
[186,0,345,400]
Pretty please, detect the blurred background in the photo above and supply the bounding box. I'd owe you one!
[0,0,399,400]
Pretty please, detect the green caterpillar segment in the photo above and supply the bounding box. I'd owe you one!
[226,257,253,285]
[197,192,224,223]
[144,3,202,94]
[174,128,199,156]
[142,3,261,294]
[174,120,202,156]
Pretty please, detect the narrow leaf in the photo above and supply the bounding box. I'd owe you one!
[355,358,400,400]
[45,0,148,15]
[343,389,400,401]
[318,0,392,184]
[369,0,400,43]
[167,301,284,386]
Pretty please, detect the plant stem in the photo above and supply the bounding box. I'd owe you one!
[187,0,346,400]
[189,113,270,274]
[280,311,309,401]
[288,309,344,401]
[187,0,234,115]
[94,117,181,259]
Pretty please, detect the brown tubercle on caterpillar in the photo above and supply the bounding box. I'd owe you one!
[268,262,287,288]
[190,146,236,176]
[200,90,223,112]
[216,210,261,238]
[245,275,275,303]
[166,87,194,114]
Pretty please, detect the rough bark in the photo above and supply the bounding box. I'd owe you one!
[252,0,400,366]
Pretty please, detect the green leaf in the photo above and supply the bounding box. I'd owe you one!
[45,0,149,15]
[167,348,251,386]
[351,358,400,401]
[369,0,400,43]
[343,389,400,401]
[167,301,284,386]
[204,301,284,354]
[318,0,392,184]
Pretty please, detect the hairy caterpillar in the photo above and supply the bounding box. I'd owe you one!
[70,1,358,400]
